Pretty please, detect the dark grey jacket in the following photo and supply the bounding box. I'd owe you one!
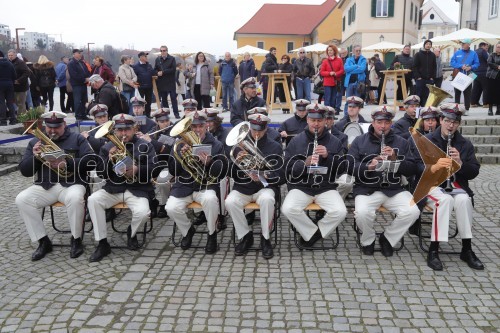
[392,113,417,140]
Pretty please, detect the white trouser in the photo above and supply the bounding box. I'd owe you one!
[226,188,275,240]
[15,184,86,242]
[282,189,347,241]
[89,170,104,193]
[88,189,150,241]
[355,191,420,246]
[426,187,473,242]
[166,190,219,236]
[336,174,354,200]
[219,177,229,215]
[156,170,173,205]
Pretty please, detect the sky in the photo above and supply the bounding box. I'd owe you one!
[2,0,459,56]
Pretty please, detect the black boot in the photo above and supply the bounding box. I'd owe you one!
[127,226,139,251]
[488,105,493,116]
[205,232,218,254]
[89,239,111,262]
[460,249,484,270]
[379,233,393,257]
[427,250,443,271]
[235,232,254,255]
[245,210,256,225]
[408,218,420,236]
[261,235,273,259]
[70,236,84,258]
[217,215,227,231]
[181,226,196,250]
[300,229,322,248]
[496,105,500,115]
[362,241,375,255]
[157,205,168,219]
[149,198,159,219]
[32,236,53,261]
[193,211,207,226]
[105,208,116,222]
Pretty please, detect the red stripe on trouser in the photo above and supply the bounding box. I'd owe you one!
[428,195,440,240]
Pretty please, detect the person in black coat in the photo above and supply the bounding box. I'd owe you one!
[238,53,256,82]
[7,49,30,115]
[390,45,414,101]
[261,48,279,101]
[278,99,309,146]
[67,49,90,120]
[154,46,179,118]
[231,77,266,126]
[281,104,347,248]
[88,74,121,118]
[0,51,17,125]
[392,95,420,140]
[277,54,293,113]
[347,105,420,257]
[132,51,156,117]
[334,96,367,132]
[413,40,436,106]
[246,107,281,143]
[471,42,490,107]
[410,103,483,271]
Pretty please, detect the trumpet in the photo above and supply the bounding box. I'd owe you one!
[444,131,453,192]
[146,124,174,138]
[311,128,321,189]
[380,131,390,188]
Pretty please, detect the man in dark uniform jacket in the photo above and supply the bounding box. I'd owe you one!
[206,108,230,149]
[325,107,348,153]
[16,111,94,261]
[154,45,179,118]
[334,96,367,132]
[231,77,266,126]
[279,99,309,146]
[392,95,420,140]
[87,74,121,118]
[347,105,420,257]
[411,103,483,271]
[282,104,347,247]
[225,113,284,259]
[246,107,281,143]
[131,96,156,134]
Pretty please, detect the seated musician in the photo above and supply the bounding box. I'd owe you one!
[87,114,156,262]
[246,107,281,143]
[139,108,175,219]
[230,77,266,126]
[415,106,440,135]
[347,105,420,257]
[413,103,483,271]
[16,111,94,261]
[392,95,420,140]
[334,96,367,131]
[130,96,156,133]
[281,104,347,247]
[181,98,198,119]
[206,108,230,148]
[225,114,284,259]
[278,99,309,145]
[325,107,348,152]
[166,111,227,254]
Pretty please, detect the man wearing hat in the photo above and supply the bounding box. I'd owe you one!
[412,103,483,271]
[130,96,156,134]
[87,74,121,118]
[246,107,281,143]
[413,39,436,106]
[278,99,310,146]
[225,113,284,259]
[132,51,155,117]
[67,48,91,120]
[347,105,420,257]
[281,104,347,248]
[166,111,227,254]
[87,113,156,262]
[450,39,480,115]
[334,96,367,132]
[154,45,180,118]
[392,95,420,140]
[230,77,266,126]
[16,111,95,261]
[181,98,198,119]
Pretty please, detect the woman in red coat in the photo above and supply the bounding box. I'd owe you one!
[320,45,344,108]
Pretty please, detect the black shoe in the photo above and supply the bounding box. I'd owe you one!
[217,215,227,231]
[488,109,494,116]
[157,205,168,218]
[300,229,322,248]
[496,108,500,116]
[362,241,375,255]
[235,232,254,256]
[105,208,116,222]
[0,122,7,126]
[70,236,84,258]
[408,219,420,236]
[127,226,139,251]
[193,211,207,226]
[460,249,484,270]
[261,235,273,259]
[9,119,18,125]
[175,115,181,119]
[89,239,111,262]
[205,232,218,254]
[84,211,91,222]
[245,210,256,225]
[427,250,443,271]
[314,210,325,222]
[379,233,394,257]
[32,236,53,261]
[181,226,196,250]
[149,198,159,219]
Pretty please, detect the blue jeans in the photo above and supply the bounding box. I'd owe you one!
[324,86,337,107]
[72,85,88,119]
[343,82,359,115]
[296,77,311,101]
[222,81,234,110]
[334,85,345,109]
[121,90,134,115]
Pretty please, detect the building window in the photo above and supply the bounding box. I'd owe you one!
[376,0,388,17]
[303,41,310,47]
[415,5,418,22]
[348,7,352,24]
[428,32,434,39]
[287,42,294,53]
[353,4,356,22]
[257,41,264,49]
[490,0,499,18]
[430,13,435,20]
[410,3,413,22]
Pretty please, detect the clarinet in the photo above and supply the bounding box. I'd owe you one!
[444,131,454,192]
[311,128,321,189]
[380,131,390,188]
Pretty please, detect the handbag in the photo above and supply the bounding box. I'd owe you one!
[450,72,474,92]
[313,78,324,95]
[122,82,134,92]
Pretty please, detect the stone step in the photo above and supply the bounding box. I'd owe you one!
[474,144,500,154]
[462,118,500,126]
[476,154,500,164]
[0,164,18,176]
[467,135,500,144]
[0,155,4,164]
[460,125,500,136]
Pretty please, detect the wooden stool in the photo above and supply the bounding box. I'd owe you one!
[416,204,460,254]
[379,69,412,110]
[215,76,222,107]
[108,202,153,249]
[262,73,292,113]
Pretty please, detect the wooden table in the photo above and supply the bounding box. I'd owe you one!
[261,73,292,113]
[379,69,412,110]
[214,76,222,107]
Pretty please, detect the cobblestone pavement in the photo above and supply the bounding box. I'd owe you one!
[0,166,498,332]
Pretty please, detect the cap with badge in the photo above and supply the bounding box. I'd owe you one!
[41,111,67,128]
[439,103,464,121]
[403,95,421,106]
[371,105,395,120]
[346,96,364,107]
[138,51,149,57]
[240,77,257,89]
[130,96,146,106]
[190,111,207,125]
[294,99,310,111]
[182,98,198,110]
[89,104,108,118]
[306,103,327,119]
[419,106,440,119]
[112,113,136,128]
[246,107,268,116]
[325,106,336,119]
[151,108,170,121]
[248,114,270,131]
[72,48,83,54]
[205,108,221,121]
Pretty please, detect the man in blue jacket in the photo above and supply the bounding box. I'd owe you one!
[220,52,238,112]
[55,56,72,113]
[67,49,90,120]
[343,45,367,115]
[471,42,489,108]
[133,52,156,117]
[450,39,479,115]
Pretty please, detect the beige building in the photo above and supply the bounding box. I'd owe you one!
[458,0,500,34]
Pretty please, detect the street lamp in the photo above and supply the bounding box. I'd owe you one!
[87,42,95,61]
[15,28,25,52]
[379,35,384,42]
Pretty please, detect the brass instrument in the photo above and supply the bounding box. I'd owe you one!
[23,121,73,178]
[147,124,174,138]
[444,131,454,192]
[380,131,390,188]
[95,121,137,182]
[170,117,217,186]
[425,84,452,107]
[311,128,321,189]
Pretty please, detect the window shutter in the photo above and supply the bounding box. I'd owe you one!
[410,3,413,22]
[343,16,346,31]
[388,0,395,17]
[353,4,356,21]
[371,0,377,17]
[348,8,351,24]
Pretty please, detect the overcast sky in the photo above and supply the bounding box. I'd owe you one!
[3,0,459,56]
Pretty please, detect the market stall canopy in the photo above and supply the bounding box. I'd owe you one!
[231,45,269,57]
[362,41,406,54]
[291,42,330,55]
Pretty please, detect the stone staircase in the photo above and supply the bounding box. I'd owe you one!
[460,118,500,164]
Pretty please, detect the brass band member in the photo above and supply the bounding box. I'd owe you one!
[246,107,281,143]
[282,104,347,247]
[230,77,266,126]
[278,99,310,145]
[393,95,420,140]
[181,98,198,120]
[416,106,440,134]
[347,106,420,257]
[325,107,348,152]
[413,103,483,271]
[88,114,156,262]
[16,111,94,261]
[166,111,227,254]
[131,96,156,133]
[225,114,284,259]
[334,96,367,131]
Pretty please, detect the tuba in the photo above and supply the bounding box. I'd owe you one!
[23,120,73,178]
[95,121,137,182]
[425,85,452,107]
[170,117,217,186]
[226,121,273,174]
